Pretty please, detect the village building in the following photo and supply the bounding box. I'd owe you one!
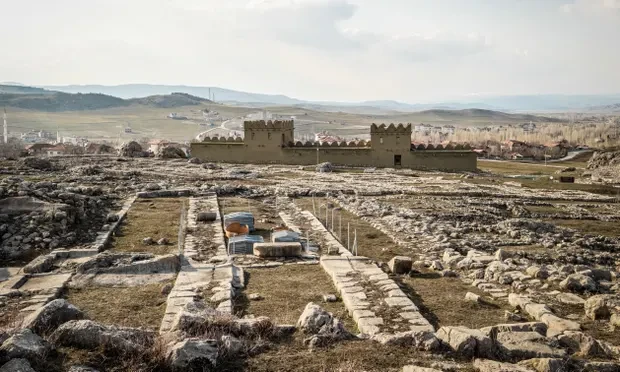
[25,143,55,155]
[44,145,66,157]
[191,120,477,171]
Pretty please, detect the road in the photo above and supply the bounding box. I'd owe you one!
[194,118,237,140]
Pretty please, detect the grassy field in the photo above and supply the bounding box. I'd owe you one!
[241,265,355,330]
[546,219,620,237]
[294,197,414,262]
[8,101,570,144]
[111,198,186,255]
[65,282,170,330]
[401,271,514,330]
[8,103,255,143]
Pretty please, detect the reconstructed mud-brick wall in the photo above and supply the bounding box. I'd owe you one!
[191,121,477,171]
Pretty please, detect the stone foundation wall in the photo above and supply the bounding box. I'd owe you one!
[190,143,477,172]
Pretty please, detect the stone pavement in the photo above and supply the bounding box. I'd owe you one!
[321,256,434,336]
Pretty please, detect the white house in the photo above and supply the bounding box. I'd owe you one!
[44,145,66,157]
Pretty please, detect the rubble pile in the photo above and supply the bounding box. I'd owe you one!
[0,177,119,260]
[118,141,149,158]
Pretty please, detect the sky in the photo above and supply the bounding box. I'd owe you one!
[1,0,620,103]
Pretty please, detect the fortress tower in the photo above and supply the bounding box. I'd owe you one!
[243,120,295,150]
[370,123,412,166]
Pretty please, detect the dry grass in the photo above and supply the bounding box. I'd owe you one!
[294,197,412,262]
[111,198,186,255]
[547,219,620,237]
[526,205,563,214]
[65,282,170,330]
[240,265,355,331]
[244,335,473,372]
[547,301,620,347]
[400,272,513,329]
[478,160,563,176]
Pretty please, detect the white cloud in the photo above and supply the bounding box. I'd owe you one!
[236,0,492,60]
[560,0,620,14]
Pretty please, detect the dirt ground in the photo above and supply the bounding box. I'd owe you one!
[111,198,186,255]
[240,264,355,331]
[64,282,170,330]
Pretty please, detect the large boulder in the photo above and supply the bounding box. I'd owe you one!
[296,303,352,348]
[297,302,335,334]
[559,274,597,293]
[472,359,535,372]
[584,295,611,320]
[517,358,564,372]
[316,162,333,173]
[22,299,85,335]
[0,329,50,363]
[157,146,186,159]
[118,141,146,157]
[388,256,413,274]
[0,359,36,372]
[435,326,494,358]
[371,330,440,351]
[22,254,55,274]
[167,338,218,371]
[495,332,566,361]
[50,320,153,353]
[557,331,613,358]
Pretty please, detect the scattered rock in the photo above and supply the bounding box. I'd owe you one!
[22,299,85,335]
[517,358,564,372]
[0,328,50,363]
[435,326,493,358]
[157,237,169,245]
[0,359,36,372]
[559,274,597,293]
[167,338,218,370]
[50,320,153,353]
[556,293,585,305]
[496,331,566,361]
[322,294,337,303]
[158,146,186,159]
[316,162,333,173]
[297,302,352,348]
[142,237,154,245]
[388,256,412,274]
[584,295,610,320]
[473,359,535,372]
[248,293,263,301]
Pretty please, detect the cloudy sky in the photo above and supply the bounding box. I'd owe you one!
[1,0,619,102]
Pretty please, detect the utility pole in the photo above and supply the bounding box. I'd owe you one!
[2,108,7,144]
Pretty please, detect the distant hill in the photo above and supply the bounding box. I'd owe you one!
[37,83,620,112]
[0,88,212,112]
[418,109,561,122]
[585,103,620,113]
[0,84,55,95]
[0,92,129,111]
[41,84,302,106]
[128,92,212,108]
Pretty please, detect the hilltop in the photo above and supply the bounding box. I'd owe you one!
[0,88,212,112]
[417,108,562,122]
